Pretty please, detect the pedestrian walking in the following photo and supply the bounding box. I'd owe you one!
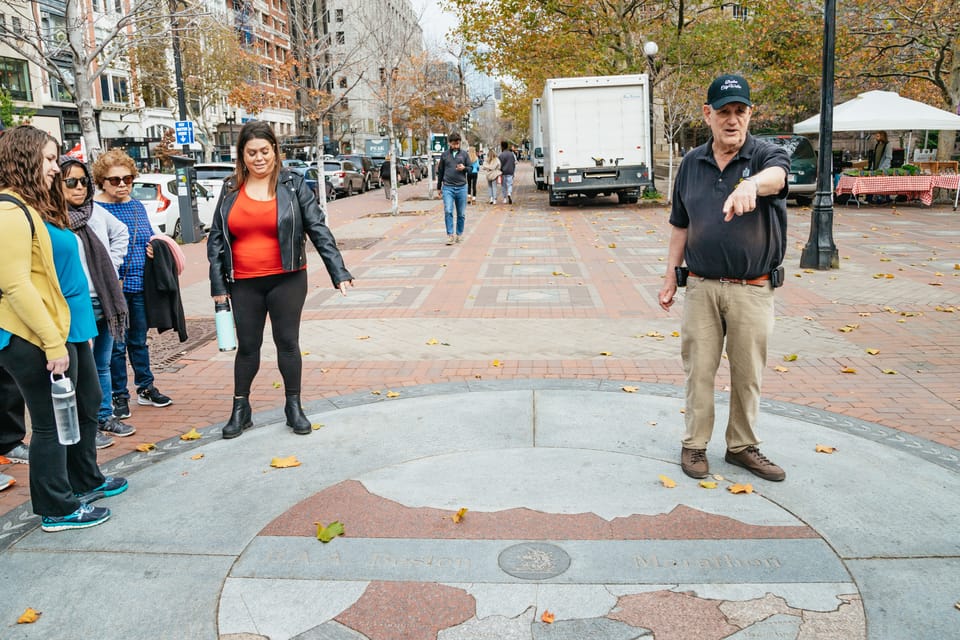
[481,149,501,205]
[207,120,353,439]
[467,145,480,204]
[657,74,790,483]
[0,125,126,532]
[92,150,173,419]
[380,154,393,200]
[435,132,470,244]
[497,141,516,204]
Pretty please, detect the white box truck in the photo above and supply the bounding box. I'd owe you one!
[530,98,546,190]
[541,74,652,205]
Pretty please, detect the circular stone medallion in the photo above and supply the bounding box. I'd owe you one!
[498,542,572,580]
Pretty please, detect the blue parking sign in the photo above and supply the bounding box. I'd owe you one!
[175,121,195,145]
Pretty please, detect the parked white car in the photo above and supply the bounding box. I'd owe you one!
[193,162,235,204]
[131,173,217,239]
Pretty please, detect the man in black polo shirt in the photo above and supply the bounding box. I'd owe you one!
[658,74,790,483]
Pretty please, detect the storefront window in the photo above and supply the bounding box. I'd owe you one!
[0,56,32,101]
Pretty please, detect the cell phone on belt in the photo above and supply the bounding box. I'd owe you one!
[770,265,784,288]
[675,266,689,287]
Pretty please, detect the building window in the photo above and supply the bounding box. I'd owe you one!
[49,67,74,102]
[114,0,122,13]
[11,16,22,34]
[335,31,344,45]
[335,8,343,22]
[338,76,347,89]
[0,56,32,101]
[100,73,129,104]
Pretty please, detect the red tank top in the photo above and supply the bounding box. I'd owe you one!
[227,186,284,279]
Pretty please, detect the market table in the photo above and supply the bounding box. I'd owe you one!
[836,174,960,209]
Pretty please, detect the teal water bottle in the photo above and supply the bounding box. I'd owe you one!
[215,300,237,352]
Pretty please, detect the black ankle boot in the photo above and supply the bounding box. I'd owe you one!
[284,395,311,435]
[222,397,252,439]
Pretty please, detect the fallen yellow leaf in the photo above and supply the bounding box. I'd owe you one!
[386,391,400,398]
[180,428,202,441]
[622,386,638,393]
[17,607,40,624]
[671,331,680,337]
[608,243,617,248]
[699,480,718,489]
[270,455,301,468]
[599,351,612,356]
[840,367,857,374]
[658,474,677,488]
[426,338,439,345]
[311,423,324,430]
[815,444,836,454]
[882,369,898,375]
[135,443,156,452]
[859,312,872,317]
[451,507,468,523]
[774,365,789,373]
[541,610,555,624]
[356,335,371,340]
[191,453,204,460]
[783,354,798,361]
[315,520,345,543]
[371,390,381,395]
[865,348,880,355]
[301,350,310,356]
[728,483,754,494]
[491,359,501,367]
[272,381,282,389]
[928,282,942,286]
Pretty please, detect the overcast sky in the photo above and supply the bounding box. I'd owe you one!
[414,0,458,49]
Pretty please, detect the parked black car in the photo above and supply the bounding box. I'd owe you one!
[337,154,378,191]
[756,134,817,206]
[287,166,336,202]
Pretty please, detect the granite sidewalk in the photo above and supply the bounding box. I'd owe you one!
[0,165,957,639]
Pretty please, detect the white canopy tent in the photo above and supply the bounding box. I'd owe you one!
[793,90,960,133]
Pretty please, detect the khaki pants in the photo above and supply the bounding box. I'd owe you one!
[680,277,775,453]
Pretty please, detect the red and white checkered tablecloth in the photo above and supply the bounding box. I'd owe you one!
[836,175,940,205]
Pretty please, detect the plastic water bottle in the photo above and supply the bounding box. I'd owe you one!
[50,374,80,445]
[215,300,237,352]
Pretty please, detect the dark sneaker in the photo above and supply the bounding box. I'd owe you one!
[725,446,786,482]
[99,416,136,437]
[681,447,709,479]
[0,473,14,491]
[507,195,513,204]
[76,476,128,504]
[137,385,172,407]
[5,443,29,464]
[95,432,115,450]
[113,395,131,419]
[41,503,111,532]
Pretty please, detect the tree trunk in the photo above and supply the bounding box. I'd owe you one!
[67,1,102,159]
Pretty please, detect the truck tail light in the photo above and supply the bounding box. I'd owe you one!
[157,191,171,212]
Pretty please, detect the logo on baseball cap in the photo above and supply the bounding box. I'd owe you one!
[706,74,752,109]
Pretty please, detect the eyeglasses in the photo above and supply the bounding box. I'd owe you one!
[104,175,134,186]
[64,177,89,189]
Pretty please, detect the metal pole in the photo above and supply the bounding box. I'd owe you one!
[800,0,839,269]
[170,0,201,243]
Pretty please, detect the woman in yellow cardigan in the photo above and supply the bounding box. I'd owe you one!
[0,125,116,532]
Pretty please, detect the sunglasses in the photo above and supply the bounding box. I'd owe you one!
[104,175,134,186]
[64,177,89,189]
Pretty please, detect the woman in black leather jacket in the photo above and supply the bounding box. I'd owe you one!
[207,121,353,439]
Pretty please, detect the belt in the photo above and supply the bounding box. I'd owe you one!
[689,272,770,287]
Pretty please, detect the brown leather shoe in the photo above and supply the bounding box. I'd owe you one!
[681,447,709,479]
[725,446,786,482]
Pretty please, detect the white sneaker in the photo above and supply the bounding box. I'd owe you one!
[446,235,455,245]
[0,473,14,491]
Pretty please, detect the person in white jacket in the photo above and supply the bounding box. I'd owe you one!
[59,156,133,449]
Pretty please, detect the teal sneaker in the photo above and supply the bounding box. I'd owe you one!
[41,504,111,532]
[75,476,128,504]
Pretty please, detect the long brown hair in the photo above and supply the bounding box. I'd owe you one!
[232,120,281,194]
[0,125,63,222]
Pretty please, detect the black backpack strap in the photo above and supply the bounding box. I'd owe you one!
[0,193,35,237]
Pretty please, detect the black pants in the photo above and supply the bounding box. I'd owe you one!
[0,336,104,516]
[230,269,308,397]
[0,365,27,455]
[467,173,478,198]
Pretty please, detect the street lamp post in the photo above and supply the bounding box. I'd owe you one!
[224,110,236,160]
[169,0,201,243]
[799,0,839,270]
[643,40,659,193]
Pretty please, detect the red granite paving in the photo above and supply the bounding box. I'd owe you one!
[1,165,957,517]
[334,581,474,640]
[260,480,817,540]
[609,590,739,640]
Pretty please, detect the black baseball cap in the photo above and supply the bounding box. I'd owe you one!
[706,74,752,109]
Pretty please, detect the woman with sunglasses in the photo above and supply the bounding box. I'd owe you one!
[60,155,133,449]
[208,120,353,439]
[92,150,173,421]
[0,125,123,531]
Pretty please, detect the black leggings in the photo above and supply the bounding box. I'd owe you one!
[230,269,308,397]
[467,173,478,198]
